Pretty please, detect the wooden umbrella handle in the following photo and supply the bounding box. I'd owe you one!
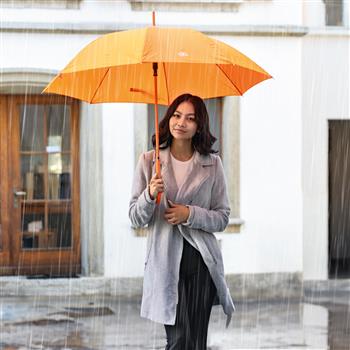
[156,158,162,204]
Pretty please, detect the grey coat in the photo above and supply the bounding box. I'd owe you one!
[129,147,236,328]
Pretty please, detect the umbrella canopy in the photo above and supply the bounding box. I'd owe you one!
[44,18,272,204]
[43,26,272,104]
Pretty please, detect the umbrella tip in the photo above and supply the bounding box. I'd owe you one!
[152,10,156,26]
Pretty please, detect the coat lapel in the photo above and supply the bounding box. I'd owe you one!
[153,147,213,205]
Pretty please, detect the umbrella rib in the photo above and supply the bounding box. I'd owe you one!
[90,68,110,103]
[162,62,170,105]
[215,64,243,96]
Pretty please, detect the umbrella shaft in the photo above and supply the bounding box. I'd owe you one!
[153,63,160,175]
[153,62,162,204]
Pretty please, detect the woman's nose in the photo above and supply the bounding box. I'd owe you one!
[177,118,186,127]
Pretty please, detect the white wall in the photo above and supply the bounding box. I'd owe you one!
[344,0,350,27]
[0,2,304,279]
[302,33,350,280]
[216,35,303,274]
[101,33,303,278]
[2,0,348,280]
[102,103,148,277]
[0,32,98,70]
[302,0,325,27]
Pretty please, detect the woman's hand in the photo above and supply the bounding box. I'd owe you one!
[149,173,164,200]
[164,200,190,225]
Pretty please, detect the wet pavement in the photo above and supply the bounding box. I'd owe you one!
[0,280,349,350]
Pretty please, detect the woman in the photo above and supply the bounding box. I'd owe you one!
[129,93,235,349]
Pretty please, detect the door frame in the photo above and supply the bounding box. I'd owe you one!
[0,94,81,276]
[0,97,11,272]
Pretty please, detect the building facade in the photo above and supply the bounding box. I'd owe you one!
[0,0,349,297]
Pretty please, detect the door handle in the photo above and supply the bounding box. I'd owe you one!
[14,190,27,197]
[13,189,27,208]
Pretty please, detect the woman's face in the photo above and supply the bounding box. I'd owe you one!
[169,101,198,141]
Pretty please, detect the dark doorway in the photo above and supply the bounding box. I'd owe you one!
[328,120,350,279]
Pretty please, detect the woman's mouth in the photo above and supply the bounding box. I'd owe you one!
[174,129,186,133]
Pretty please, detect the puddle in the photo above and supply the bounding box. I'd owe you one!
[0,296,336,349]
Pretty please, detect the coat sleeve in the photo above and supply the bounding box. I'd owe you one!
[128,153,156,228]
[182,156,230,233]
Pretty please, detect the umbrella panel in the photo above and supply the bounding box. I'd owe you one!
[44,62,264,105]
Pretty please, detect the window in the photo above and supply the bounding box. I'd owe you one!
[324,0,344,26]
[19,103,72,249]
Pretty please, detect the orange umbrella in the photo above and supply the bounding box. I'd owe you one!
[43,12,272,203]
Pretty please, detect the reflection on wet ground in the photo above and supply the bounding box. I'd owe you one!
[0,281,349,350]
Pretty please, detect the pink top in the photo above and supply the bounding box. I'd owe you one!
[170,152,195,189]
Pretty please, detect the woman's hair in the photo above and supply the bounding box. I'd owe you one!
[151,93,218,155]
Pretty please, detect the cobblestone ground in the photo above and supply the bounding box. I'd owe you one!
[0,281,349,350]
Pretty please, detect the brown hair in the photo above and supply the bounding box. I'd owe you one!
[151,93,218,155]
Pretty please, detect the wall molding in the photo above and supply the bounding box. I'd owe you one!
[0,22,309,36]
[0,272,303,300]
[222,96,241,233]
[128,0,243,12]
[0,0,81,9]
[0,68,57,94]
[80,103,104,276]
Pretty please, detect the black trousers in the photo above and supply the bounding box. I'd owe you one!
[164,238,217,350]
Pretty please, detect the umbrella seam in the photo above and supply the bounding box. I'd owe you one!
[215,64,243,96]
[162,62,170,105]
[141,27,149,63]
[90,68,110,103]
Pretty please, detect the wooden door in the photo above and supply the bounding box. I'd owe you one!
[0,95,80,276]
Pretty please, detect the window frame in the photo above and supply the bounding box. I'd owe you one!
[128,0,244,12]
